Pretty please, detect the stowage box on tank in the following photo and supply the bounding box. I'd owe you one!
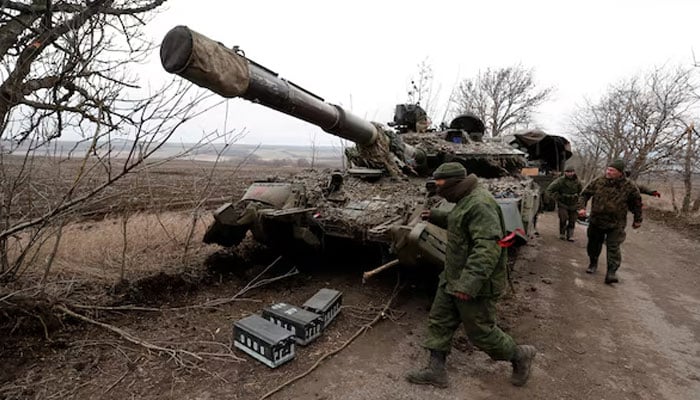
[233,314,296,368]
[262,303,324,346]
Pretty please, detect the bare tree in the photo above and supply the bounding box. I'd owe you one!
[330,137,348,169]
[0,1,234,280]
[308,131,318,169]
[570,66,697,180]
[570,89,635,182]
[678,123,700,214]
[0,0,170,142]
[406,58,441,122]
[569,131,606,186]
[452,65,553,136]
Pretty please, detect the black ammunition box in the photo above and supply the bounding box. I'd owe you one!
[262,303,324,345]
[302,288,342,329]
[233,314,295,368]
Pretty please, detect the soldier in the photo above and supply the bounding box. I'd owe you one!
[406,162,536,388]
[415,113,430,133]
[545,166,583,241]
[578,159,643,284]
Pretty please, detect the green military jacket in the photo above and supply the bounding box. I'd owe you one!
[545,176,583,210]
[429,185,508,298]
[579,176,643,229]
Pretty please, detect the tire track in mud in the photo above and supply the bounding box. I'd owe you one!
[478,213,700,400]
[273,212,700,400]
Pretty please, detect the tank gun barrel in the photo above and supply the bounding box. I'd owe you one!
[160,26,378,146]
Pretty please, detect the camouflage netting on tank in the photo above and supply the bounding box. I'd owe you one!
[166,28,250,98]
[401,133,524,156]
[287,170,424,239]
[399,132,528,177]
[281,170,536,242]
[482,176,538,200]
[349,123,404,177]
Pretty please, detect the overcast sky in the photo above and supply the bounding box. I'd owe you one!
[142,0,700,145]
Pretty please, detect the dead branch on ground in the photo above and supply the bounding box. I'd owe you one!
[1,254,300,383]
[56,304,244,368]
[189,256,298,309]
[343,304,406,324]
[259,275,404,400]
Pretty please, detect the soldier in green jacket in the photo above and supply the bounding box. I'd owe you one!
[405,162,536,388]
[578,159,643,284]
[545,166,583,241]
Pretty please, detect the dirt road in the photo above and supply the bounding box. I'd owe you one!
[274,212,700,400]
[3,212,699,399]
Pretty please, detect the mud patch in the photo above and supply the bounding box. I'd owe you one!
[0,295,63,336]
[204,237,282,278]
[112,272,200,306]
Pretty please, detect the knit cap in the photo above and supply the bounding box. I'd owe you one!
[432,162,467,179]
[608,159,625,173]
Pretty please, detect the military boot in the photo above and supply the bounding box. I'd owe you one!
[586,259,598,274]
[405,350,448,388]
[566,228,575,242]
[559,233,566,240]
[510,345,537,386]
[604,271,619,284]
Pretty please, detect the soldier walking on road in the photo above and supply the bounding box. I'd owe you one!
[578,159,643,284]
[545,166,583,241]
[405,162,536,388]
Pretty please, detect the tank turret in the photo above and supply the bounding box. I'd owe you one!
[160,26,541,269]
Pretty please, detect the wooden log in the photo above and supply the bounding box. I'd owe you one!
[362,259,400,283]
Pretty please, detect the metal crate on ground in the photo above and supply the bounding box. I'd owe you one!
[302,288,342,329]
[233,314,295,368]
[262,303,324,345]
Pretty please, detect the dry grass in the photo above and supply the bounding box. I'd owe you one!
[639,179,700,216]
[0,157,300,292]
[11,211,216,285]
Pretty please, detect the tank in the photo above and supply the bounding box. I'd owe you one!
[160,26,541,269]
[507,130,573,211]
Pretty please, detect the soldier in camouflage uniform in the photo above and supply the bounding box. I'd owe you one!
[405,162,536,388]
[578,159,643,284]
[546,166,583,241]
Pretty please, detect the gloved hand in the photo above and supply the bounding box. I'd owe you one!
[453,292,470,301]
[651,191,661,198]
[420,209,431,220]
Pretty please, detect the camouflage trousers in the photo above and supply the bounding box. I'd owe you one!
[586,224,627,273]
[422,285,516,361]
[557,206,578,238]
